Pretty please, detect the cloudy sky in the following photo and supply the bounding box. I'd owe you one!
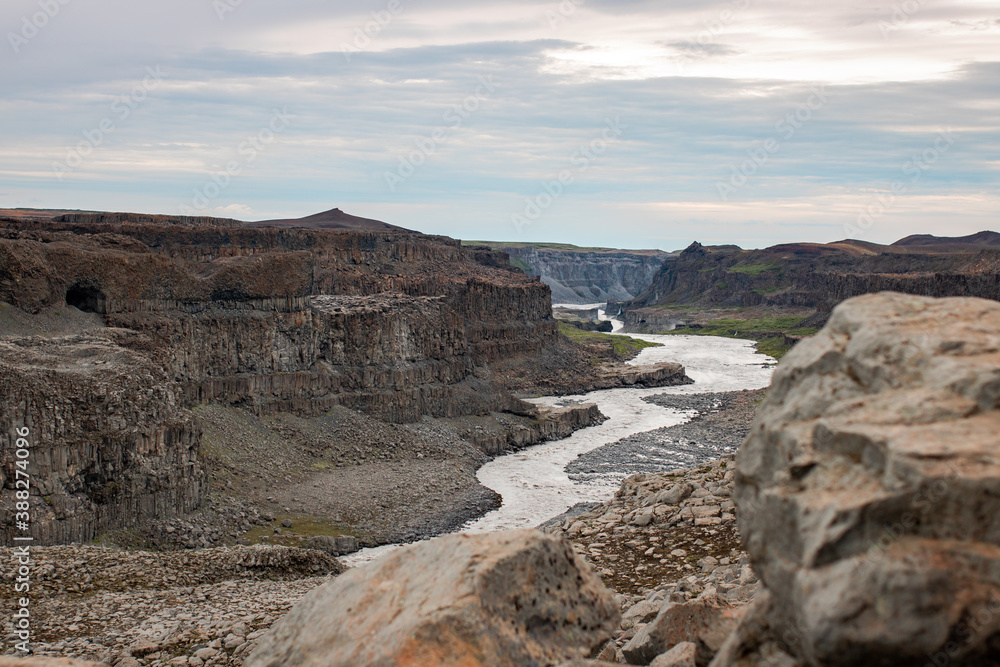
[1,0,997,249]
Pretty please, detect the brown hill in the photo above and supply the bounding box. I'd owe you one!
[247,207,415,233]
[892,230,1000,251]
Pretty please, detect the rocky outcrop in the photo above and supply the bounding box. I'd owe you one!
[0,331,205,545]
[488,244,671,304]
[725,292,1000,666]
[544,454,761,666]
[246,530,620,667]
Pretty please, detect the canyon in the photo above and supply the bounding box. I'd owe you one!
[0,210,689,548]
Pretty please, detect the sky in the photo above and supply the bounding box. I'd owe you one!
[0,0,997,250]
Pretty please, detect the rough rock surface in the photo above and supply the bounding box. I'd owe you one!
[246,530,620,667]
[731,292,1000,667]
[545,454,761,666]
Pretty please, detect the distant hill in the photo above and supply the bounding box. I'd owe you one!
[247,208,415,233]
[892,231,1000,250]
[623,231,1000,325]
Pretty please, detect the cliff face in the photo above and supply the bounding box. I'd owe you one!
[489,244,670,305]
[624,238,1000,321]
[0,216,584,544]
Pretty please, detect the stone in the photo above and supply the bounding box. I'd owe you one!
[334,535,359,554]
[735,293,1000,666]
[0,661,103,667]
[650,641,697,667]
[658,484,694,506]
[622,599,663,627]
[622,600,743,666]
[280,519,292,528]
[246,530,620,667]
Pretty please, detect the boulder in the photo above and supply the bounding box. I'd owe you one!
[622,600,743,665]
[652,642,698,667]
[734,293,1000,666]
[246,529,619,667]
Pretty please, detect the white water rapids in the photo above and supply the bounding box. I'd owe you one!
[342,309,773,565]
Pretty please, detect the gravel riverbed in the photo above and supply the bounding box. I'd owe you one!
[566,389,765,483]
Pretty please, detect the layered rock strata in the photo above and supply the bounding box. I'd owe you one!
[1,216,689,545]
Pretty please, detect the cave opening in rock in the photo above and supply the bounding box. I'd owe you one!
[66,282,106,314]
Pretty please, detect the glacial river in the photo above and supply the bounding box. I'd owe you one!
[342,310,773,565]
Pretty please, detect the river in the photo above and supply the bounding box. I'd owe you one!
[342,314,773,565]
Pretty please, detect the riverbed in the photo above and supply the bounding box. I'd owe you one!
[342,329,773,565]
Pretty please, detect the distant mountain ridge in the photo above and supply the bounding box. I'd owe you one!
[621,230,1000,329]
[892,231,1000,249]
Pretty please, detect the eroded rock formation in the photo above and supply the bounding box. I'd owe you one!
[722,292,1000,666]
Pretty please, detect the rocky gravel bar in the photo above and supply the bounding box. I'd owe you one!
[566,389,764,483]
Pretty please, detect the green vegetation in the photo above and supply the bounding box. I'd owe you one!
[508,256,532,273]
[241,515,348,546]
[714,281,729,291]
[726,262,781,276]
[752,287,781,295]
[660,316,819,360]
[558,322,661,357]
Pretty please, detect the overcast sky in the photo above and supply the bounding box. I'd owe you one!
[1,1,997,249]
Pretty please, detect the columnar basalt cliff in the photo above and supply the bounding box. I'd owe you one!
[472,242,671,305]
[0,213,688,546]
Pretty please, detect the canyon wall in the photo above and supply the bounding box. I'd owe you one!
[0,217,593,544]
[486,244,671,304]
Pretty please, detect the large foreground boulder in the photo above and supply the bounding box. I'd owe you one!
[246,530,620,667]
[730,293,1000,666]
